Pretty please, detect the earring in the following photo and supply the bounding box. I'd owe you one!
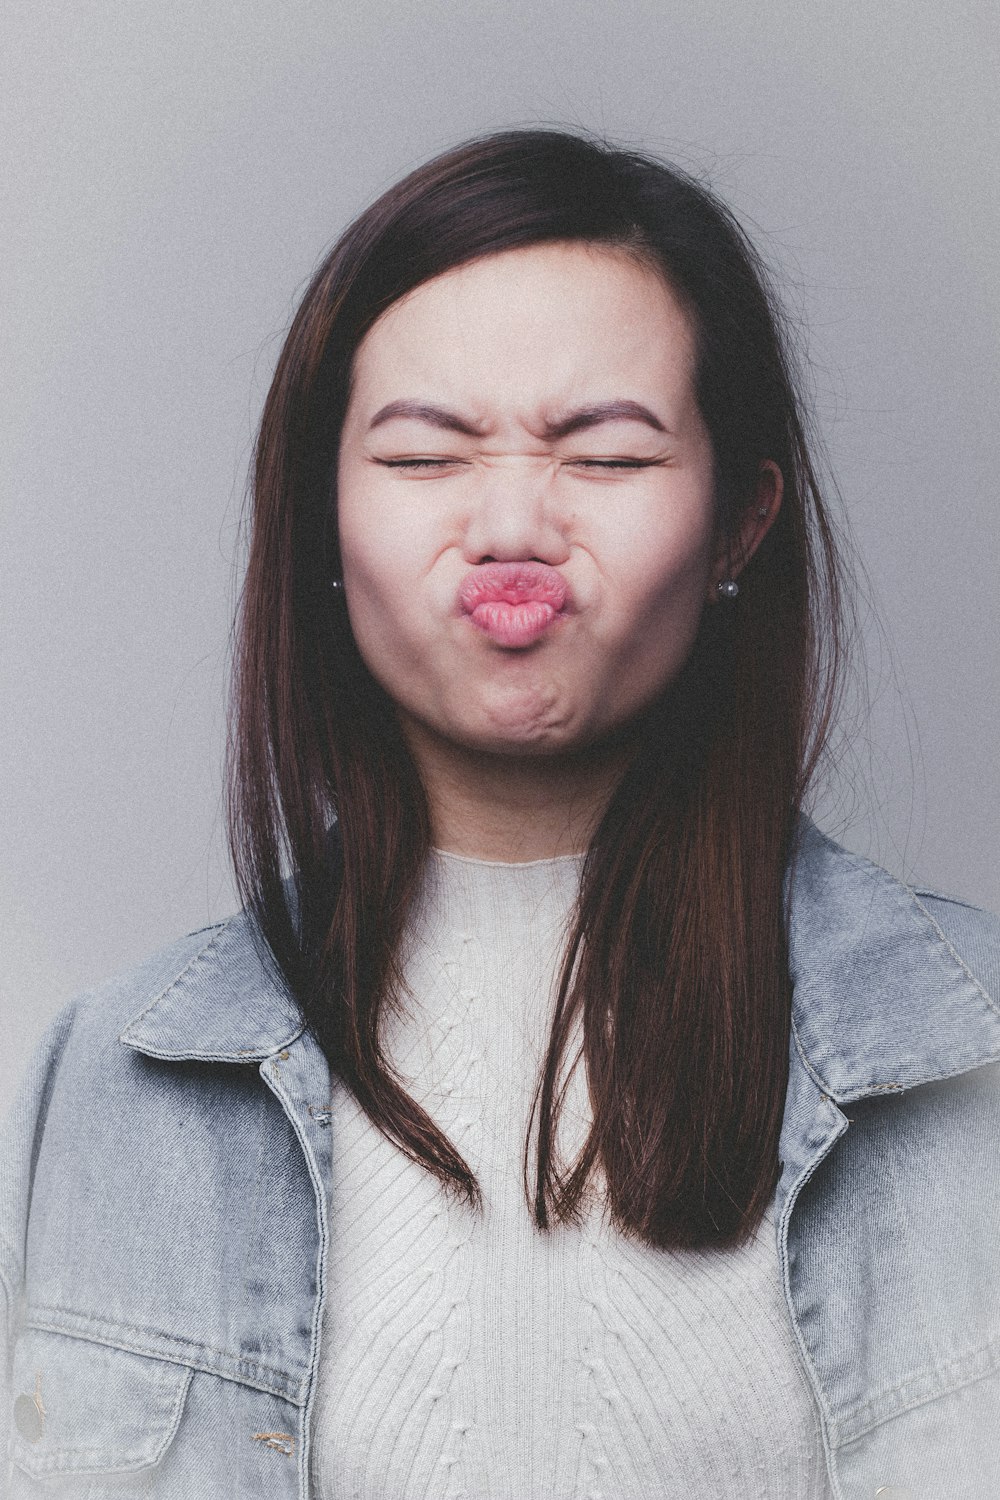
[717,579,740,599]
[331,579,344,591]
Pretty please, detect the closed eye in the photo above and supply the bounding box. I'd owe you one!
[374,457,465,470]
[371,456,665,472]
[568,458,664,470]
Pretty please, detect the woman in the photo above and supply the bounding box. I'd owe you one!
[3,129,999,1499]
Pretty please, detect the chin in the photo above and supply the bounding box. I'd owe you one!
[460,719,579,758]
[456,700,622,761]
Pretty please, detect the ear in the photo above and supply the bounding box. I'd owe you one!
[707,460,783,601]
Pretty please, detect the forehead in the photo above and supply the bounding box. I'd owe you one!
[348,241,697,419]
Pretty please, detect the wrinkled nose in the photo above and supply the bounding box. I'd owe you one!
[461,461,570,566]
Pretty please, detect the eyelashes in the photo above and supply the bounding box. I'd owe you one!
[375,459,465,470]
[571,459,662,470]
[373,457,664,472]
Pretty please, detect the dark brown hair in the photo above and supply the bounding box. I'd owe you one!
[228,129,848,1248]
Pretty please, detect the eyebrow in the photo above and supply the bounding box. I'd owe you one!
[544,400,668,439]
[366,398,668,439]
[368,400,484,436]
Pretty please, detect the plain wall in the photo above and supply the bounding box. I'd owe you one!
[3,0,998,1109]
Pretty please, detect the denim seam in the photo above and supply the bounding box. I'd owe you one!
[789,1013,839,1098]
[118,916,306,1059]
[121,1030,307,1064]
[257,1060,330,1499]
[776,1100,849,1498]
[910,891,1000,1019]
[831,1331,1000,1447]
[792,983,999,1102]
[23,1309,306,1404]
[13,1366,193,1476]
[118,921,237,1037]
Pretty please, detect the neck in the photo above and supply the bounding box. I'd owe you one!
[401,717,628,861]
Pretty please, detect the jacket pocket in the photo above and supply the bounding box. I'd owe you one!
[7,1326,192,1485]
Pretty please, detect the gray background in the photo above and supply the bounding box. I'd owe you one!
[3,0,998,1109]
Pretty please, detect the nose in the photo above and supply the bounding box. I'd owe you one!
[461,458,570,566]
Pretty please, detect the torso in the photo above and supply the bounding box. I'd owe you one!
[310,851,831,1499]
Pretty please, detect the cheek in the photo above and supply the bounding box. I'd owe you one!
[339,475,412,599]
[592,532,717,713]
[337,459,445,584]
[336,488,440,689]
[603,512,717,638]
[340,540,417,666]
[340,524,409,597]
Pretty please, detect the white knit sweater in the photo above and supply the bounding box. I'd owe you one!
[310,850,832,1499]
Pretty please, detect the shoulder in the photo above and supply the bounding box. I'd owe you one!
[2,909,300,1238]
[788,819,1000,1096]
[0,920,231,1298]
[24,919,235,1081]
[20,905,303,1106]
[792,816,1000,971]
[908,884,1000,998]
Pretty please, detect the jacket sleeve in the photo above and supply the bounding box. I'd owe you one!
[0,1005,78,1484]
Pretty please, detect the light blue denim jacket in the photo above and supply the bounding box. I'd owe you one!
[3,820,1000,1499]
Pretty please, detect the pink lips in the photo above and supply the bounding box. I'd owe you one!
[458,562,569,648]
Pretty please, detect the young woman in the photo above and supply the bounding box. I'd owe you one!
[4,129,999,1500]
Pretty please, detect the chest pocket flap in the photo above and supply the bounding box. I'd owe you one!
[8,1327,192,1480]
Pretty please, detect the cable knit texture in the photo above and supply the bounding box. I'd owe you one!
[310,851,833,1499]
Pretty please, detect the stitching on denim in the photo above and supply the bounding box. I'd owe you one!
[790,1014,838,1097]
[125,1024,307,1064]
[803,834,998,1023]
[910,890,1000,1020]
[833,1331,1000,1447]
[118,922,236,1037]
[791,1025,905,1118]
[774,1111,843,1478]
[259,1059,331,1486]
[14,1366,193,1475]
[117,911,307,1059]
[25,1309,301,1397]
[23,1310,306,1404]
[793,978,995,1103]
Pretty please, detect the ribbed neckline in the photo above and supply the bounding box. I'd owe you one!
[430,847,588,870]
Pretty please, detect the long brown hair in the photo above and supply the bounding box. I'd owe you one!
[228,129,848,1248]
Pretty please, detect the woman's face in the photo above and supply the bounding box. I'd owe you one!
[337,241,731,760]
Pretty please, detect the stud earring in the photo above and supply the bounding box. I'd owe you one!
[331,579,344,591]
[717,579,740,599]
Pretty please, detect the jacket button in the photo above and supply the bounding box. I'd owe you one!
[14,1393,45,1443]
[874,1489,911,1498]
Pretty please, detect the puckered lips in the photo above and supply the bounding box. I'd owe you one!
[458,561,570,649]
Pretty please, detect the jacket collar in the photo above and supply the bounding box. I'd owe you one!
[786,820,1000,1100]
[120,918,305,1061]
[121,820,1000,1096]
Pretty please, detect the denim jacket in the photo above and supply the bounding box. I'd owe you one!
[3,820,1000,1500]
